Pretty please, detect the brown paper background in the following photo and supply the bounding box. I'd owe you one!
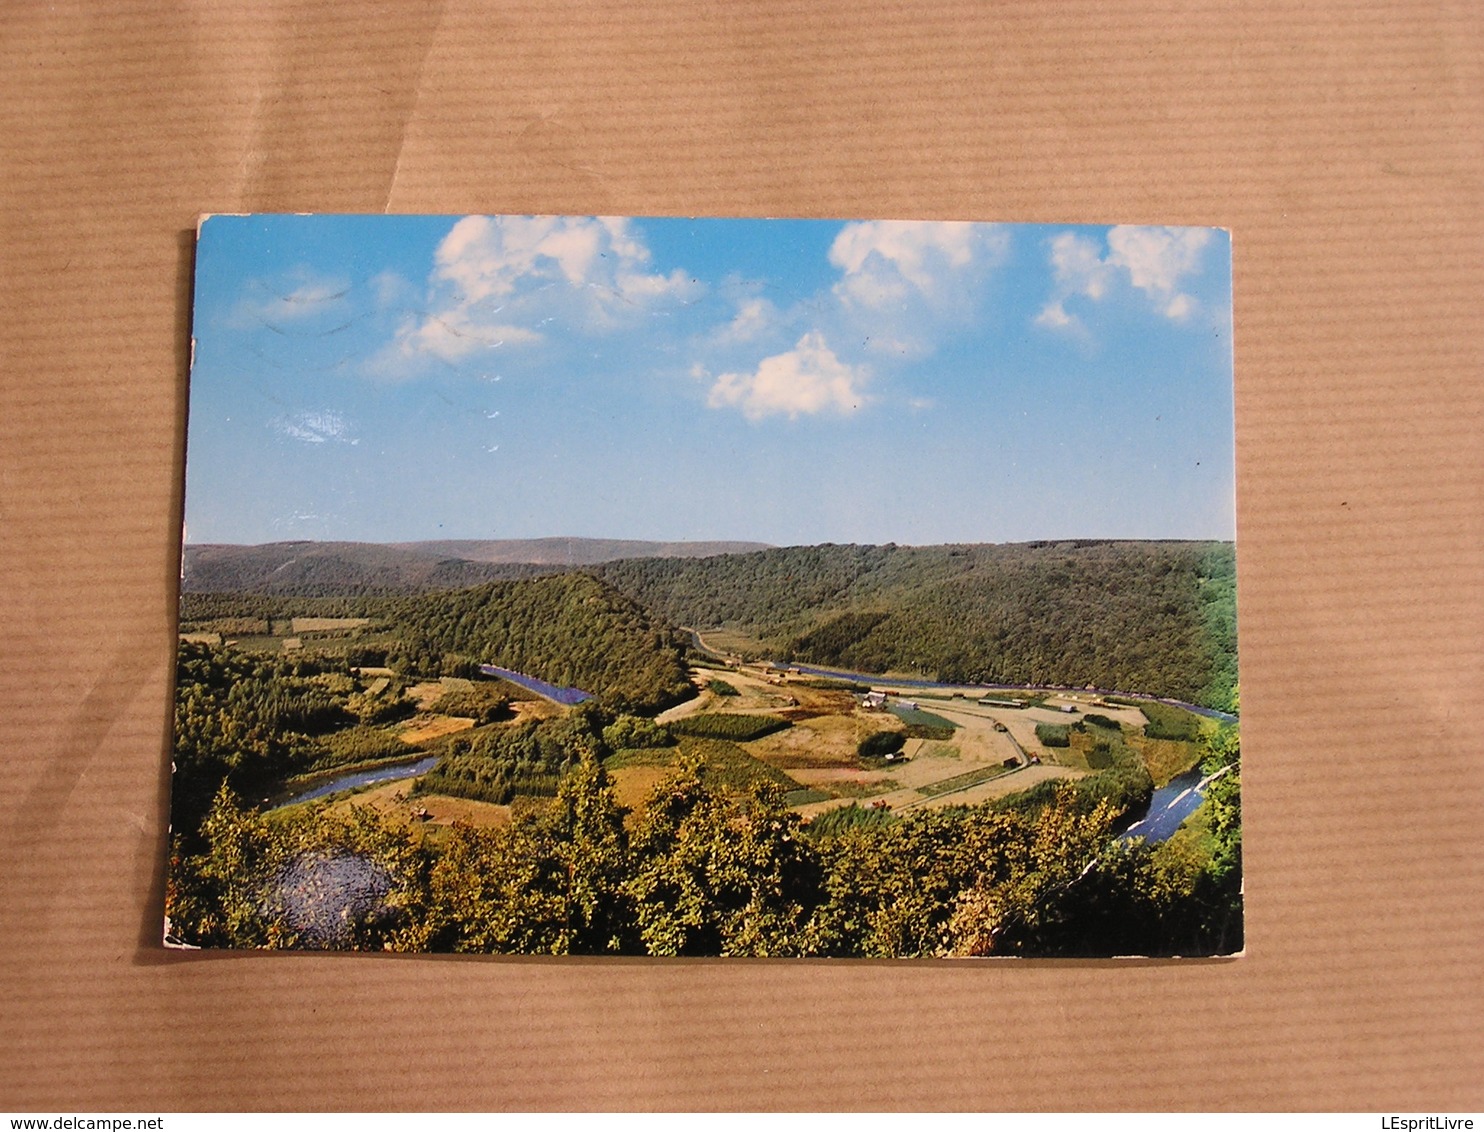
[2,1,1480,1112]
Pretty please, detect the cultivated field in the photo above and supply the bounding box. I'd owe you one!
[249,636,1198,836]
[319,780,511,832]
[398,715,476,745]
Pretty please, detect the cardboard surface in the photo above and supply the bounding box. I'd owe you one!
[1,1,1479,1112]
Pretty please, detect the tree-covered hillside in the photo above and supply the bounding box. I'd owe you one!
[181,538,772,596]
[595,541,1237,711]
[380,573,693,714]
[182,541,551,595]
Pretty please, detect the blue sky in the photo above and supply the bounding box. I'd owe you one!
[186,214,1234,546]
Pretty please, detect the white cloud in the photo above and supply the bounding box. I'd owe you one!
[391,309,540,364]
[1034,299,1077,331]
[707,332,870,421]
[716,296,779,344]
[817,220,1010,361]
[1037,225,1212,332]
[1048,232,1113,301]
[375,215,703,375]
[1107,225,1211,300]
[829,220,1007,310]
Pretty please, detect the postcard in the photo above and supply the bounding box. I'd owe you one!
[168,214,1239,956]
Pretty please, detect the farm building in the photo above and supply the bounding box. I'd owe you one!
[862,691,888,709]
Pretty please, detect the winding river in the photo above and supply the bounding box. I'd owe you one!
[1117,763,1233,843]
[273,754,440,809]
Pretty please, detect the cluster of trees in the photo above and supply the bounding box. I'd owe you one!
[167,724,1242,957]
[858,729,907,760]
[172,641,431,831]
[594,541,1238,711]
[666,713,792,742]
[417,706,608,805]
[426,685,512,725]
[181,573,696,716]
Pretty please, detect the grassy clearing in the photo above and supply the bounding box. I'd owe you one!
[398,715,476,744]
[312,781,513,838]
[1127,734,1202,786]
[603,747,678,770]
[695,628,767,657]
[783,788,832,806]
[739,721,872,777]
[826,777,899,799]
[888,704,957,731]
[290,617,370,633]
[1140,701,1205,741]
[677,736,803,794]
[608,765,673,812]
[916,763,1013,798]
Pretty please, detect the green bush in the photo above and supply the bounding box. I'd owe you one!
[1142,702,1201,741]
[428,686,511,725]
[314,726,417,770]
[858,730,907,760]
[1084,743,1114,770]
[1082,713,1121,731]
[1036,723,1071,748]
[602,715,674,751]
[706,678,740,696]
[803,802,897,838]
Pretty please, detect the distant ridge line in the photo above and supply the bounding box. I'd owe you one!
[385,537,775,565]
[179,537,777,594]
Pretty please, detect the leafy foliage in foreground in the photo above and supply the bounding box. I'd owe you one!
[168,727,1242,958]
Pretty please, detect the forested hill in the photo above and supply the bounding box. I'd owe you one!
[381,573,694,714]
[182,538,772,596]
[592,540,1237,711]
[182,541,545,595]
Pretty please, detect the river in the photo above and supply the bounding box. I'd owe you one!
[1117,764,1231,843]
[273,754,440,809]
